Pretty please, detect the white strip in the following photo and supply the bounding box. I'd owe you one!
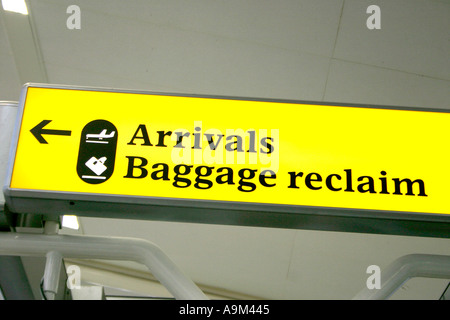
[81,175,106,180]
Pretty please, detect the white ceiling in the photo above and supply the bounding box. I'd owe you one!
[1,0,449,299]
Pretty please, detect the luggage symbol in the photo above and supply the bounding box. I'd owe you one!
[85,156,108,176]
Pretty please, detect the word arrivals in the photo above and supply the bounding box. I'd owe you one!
[127,124,275,154]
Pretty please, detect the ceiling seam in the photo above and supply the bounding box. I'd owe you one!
[321,0,346,102]
[25,0,48,83]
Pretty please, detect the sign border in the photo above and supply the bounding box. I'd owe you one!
[3,83,450,238]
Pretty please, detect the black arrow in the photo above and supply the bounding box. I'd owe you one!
[30,120,72,144]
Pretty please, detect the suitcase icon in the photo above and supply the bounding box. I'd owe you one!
[85,156,107,176]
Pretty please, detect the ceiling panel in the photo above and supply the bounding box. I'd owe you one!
[29,0,333,100]
[324,59,450,108]
[0,12,22,100]
[334,0,450,80]
[33,0,344,57]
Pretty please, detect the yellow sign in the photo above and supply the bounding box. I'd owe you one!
[5,84,450,220]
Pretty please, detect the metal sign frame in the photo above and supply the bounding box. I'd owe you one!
[3,83,450,238]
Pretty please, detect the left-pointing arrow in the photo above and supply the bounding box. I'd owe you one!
[30,120,72,144]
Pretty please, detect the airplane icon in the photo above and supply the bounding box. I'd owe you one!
[86,129,116,143]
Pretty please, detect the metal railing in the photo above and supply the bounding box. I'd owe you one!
[0,231,208,300]
[353,254,450,300]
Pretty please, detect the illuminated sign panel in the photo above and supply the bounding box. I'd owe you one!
[4,84,450,237]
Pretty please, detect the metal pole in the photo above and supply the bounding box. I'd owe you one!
[353,254,450,300]
[0,101,18,223]
[42,251,63,300]
[0,232,208,300]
